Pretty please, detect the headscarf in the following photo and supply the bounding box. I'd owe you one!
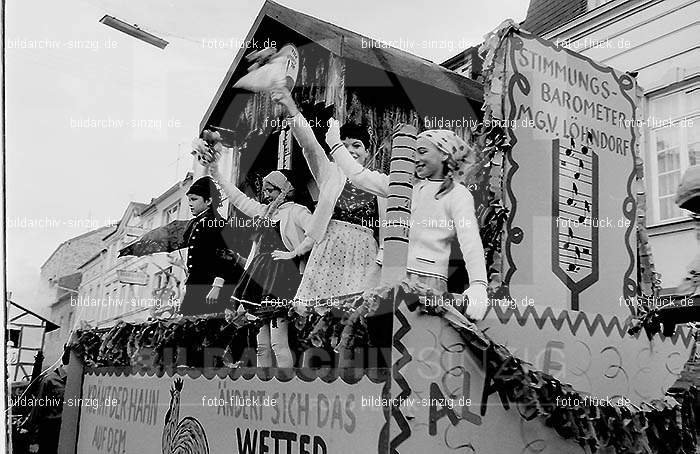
[260,170,295,220]
[416,130,473,199]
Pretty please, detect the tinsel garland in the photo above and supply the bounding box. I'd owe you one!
[475,20,517,300]
[70,315,251,371]
[465,121,510,295]
[451,321,697,454]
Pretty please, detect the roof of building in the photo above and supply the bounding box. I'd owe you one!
[441,0,590,71]
[40,224,117,271]
[57,272,82,291]
[103,201,148,241]
[138,172,193,217]
[104,174,193,244]
[52,272,83,305]
[201,0,483,131]
[440,45,480,71]
[521,0,588,36]
[7,300,60,332]
[77,248,107,271]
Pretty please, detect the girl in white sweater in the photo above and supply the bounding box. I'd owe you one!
[325,120,490,321]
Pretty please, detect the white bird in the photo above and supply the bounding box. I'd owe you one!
[233,45,298,93]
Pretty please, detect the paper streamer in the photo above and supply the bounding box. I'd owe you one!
[380,124,417,285]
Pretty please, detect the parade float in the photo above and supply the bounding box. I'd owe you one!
[59,3,697,454]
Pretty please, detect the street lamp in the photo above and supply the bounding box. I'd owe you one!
[99,15,169,49]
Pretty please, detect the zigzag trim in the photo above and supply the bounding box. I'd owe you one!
[389,306,412,453]
[83,366,389,384]
[378,380,392,454]
[487,305,695,347]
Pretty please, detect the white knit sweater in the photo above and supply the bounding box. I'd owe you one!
[330,140,487,284]
[407,180,486,282]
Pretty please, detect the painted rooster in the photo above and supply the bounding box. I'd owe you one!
[162,378,209,454]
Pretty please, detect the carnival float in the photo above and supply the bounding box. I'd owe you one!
[59,3,697,453]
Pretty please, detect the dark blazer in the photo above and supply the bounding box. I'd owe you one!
[180,207,245,315]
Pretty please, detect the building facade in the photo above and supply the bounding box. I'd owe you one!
[75,174,195,328]
[38,225,115,368]
[38,225,116,313]
[39,173,203,368]
[44,273,82,370]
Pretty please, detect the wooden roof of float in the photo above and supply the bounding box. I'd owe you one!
[200,0,483,132]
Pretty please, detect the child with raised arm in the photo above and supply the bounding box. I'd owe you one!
[272,89,386,304]
[209,164,312,368]
[325,119,490,321]
[273,89,389,368]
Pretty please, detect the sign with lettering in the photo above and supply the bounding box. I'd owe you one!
[116,269,149,286]
[76,371,386,454]
[499,30,638,316]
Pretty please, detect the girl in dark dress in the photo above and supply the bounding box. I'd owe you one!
[210,166,313,367]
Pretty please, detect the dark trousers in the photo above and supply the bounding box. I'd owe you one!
[180,283,235,316]
[366,312,393,369]
[39,419,62,454]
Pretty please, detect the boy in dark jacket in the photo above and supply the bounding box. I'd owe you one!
[180,176,245,316]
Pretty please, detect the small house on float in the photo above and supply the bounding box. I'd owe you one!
[197,0,485,288]
[199,1,483,156]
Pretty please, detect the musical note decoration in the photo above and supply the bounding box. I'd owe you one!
[551,138,599,310]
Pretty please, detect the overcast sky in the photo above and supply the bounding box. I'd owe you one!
[5,0,529,314]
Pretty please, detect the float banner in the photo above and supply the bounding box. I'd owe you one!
[76,371,385,454]
[390,302,582,453]
[480,304,695,403]
[500,31,638,316]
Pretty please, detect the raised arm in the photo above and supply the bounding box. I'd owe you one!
[325,119,390,198]
[209,164,265,218]
[273,89,333,185]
